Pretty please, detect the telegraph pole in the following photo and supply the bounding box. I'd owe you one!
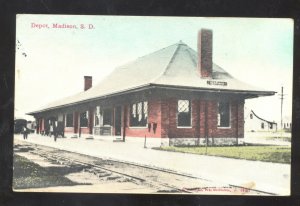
[280,87,283,130]
[278,86,286,131]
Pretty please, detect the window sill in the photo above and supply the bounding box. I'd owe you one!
[129,126,147,129]
[177,126,192,128]
[217,126,231,129]
[80,127,88,128]
[65,126,74,128]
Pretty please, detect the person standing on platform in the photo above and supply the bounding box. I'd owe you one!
[22,126,28,140]
[53,123,57,142]
[50,123,54,137]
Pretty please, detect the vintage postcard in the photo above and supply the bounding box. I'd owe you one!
[14,15,293,195]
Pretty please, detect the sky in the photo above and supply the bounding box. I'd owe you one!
[15,15,293,123]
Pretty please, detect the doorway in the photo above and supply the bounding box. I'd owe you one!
[114,106,122,136]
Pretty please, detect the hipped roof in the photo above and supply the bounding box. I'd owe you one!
[28,41,275,115]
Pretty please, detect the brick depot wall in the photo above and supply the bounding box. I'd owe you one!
[58,96,244,142]
[40,118,44,132]
[162,99,198,139]
[64,127,74,133]
[79,127,89,134]
[206,101,244,138]
[124,99,162,138]
[64,110,94,135]
[161,99,169,138]
[161,98,244,140]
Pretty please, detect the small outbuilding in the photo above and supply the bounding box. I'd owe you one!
[28,29,275,146]
[245,110,277,132]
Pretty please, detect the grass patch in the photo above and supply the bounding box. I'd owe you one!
[265,136,291,142]
[154,145,291,164]
[13,154,89,189]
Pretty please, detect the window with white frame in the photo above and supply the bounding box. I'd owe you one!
[65,113,73,127]
[80,111,88,127]
[217,102,230,127]
[177,100,191,127]
[130,101,148,127]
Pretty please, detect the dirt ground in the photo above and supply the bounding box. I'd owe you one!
[13,140,266,195]
[14,144,156,193]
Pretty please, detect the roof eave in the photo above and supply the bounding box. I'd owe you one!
[150,83,276,97]
[27,83,275,116]
[27,84,154,115]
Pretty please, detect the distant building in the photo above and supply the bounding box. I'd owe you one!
[282,116,292,132]
[245,110,277,132]
[28,29,275,146]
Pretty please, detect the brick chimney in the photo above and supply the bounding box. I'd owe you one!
[198,29,213,78]
[84,76,92,91]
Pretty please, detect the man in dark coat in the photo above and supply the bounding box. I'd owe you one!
[23,126,28,140]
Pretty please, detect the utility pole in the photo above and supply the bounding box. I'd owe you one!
[278,86,286,131]
[280,87,283,130]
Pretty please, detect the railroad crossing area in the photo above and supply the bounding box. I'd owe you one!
[13,134,290,195]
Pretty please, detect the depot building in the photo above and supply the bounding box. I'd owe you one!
[28,29,275,146]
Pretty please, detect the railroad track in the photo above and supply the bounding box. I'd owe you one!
[28,146,193,193]
[15,142,275,195]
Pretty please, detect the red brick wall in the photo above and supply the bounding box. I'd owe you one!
[199,100,206,137]
[64,127,74,133]
[79,127,89,134]
[40,118,44,132]
[161,99,169,138]
[161,98,244,139]
[207,101,244,138]
[60,97,244,139]
[164,99,198,138]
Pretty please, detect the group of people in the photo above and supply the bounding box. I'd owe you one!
[43,122,64,141]
[22,122,63,142]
